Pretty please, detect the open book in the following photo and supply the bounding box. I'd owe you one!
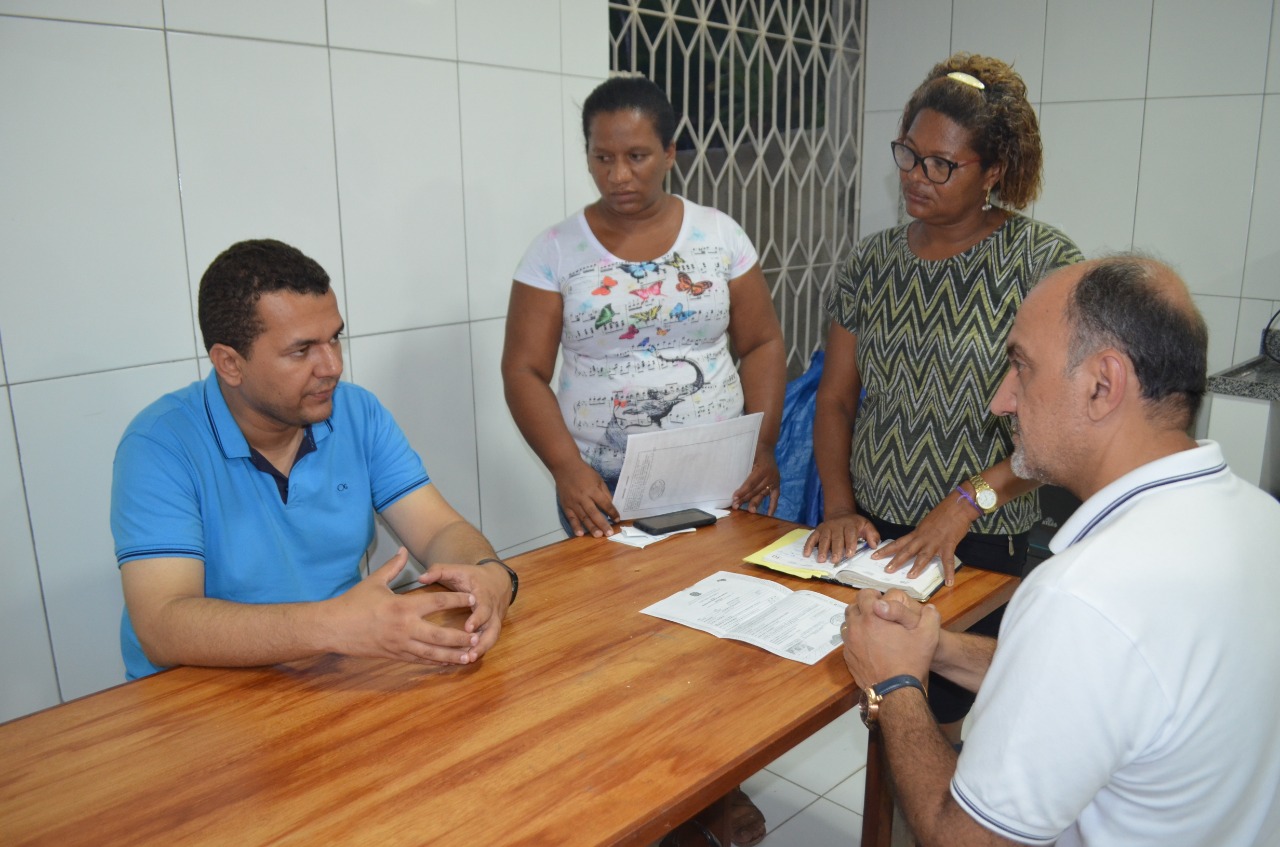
[744,528,954,601]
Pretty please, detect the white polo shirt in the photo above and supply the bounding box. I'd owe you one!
[951,441,1280,846]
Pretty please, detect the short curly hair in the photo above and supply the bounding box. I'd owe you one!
[900,53,1042,209]
[197,239,330,355]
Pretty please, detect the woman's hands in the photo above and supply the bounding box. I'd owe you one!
[871,495,975,584]
[553,459,620,537]
[804,509,882,563]
[732,445,781,515]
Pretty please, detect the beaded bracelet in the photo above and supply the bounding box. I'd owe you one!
[953,484,982,516]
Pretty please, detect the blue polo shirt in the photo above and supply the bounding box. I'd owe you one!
[111,372,431,679]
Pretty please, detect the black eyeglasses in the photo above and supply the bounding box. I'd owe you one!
[890,141,979,185]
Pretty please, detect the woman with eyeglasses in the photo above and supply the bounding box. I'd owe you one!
[805,54,1083,736]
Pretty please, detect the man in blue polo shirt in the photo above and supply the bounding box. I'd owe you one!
[111,239,516,680]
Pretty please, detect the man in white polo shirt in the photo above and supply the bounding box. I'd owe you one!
[112,239,516,679]
[841,255,1280,846]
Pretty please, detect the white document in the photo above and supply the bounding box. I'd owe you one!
[613,413,762,520]
[640,571,847,665]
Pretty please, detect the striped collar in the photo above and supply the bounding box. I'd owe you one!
[1049,441,1230,553]
[200,369,335,460]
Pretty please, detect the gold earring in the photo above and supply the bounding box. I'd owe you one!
[981,188,993,212]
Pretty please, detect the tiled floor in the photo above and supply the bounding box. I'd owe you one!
[742,708,869,847]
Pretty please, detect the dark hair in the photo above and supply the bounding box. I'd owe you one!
[197,239,330,355]
[901,53,1042,209]
[1065,256,1208,427]
[581,75,677,149]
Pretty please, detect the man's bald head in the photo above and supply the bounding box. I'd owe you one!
[1059,256,1208,430]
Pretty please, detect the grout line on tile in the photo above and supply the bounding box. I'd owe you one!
[0,12,162,31]
[158,4,205,371]
[449,27,487,538]
[3,383,64,704]
[321,0,355,379]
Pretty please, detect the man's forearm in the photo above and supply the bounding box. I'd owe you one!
[932,630,997,693]
[420,518,499,568]
[137,595,334,670]
[879,687,1013,847]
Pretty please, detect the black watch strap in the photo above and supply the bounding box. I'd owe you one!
[874,674,925,698]
[861,673,926,728]
[476,557,518,605]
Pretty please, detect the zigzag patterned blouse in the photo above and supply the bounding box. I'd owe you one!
[826,214,1082,535]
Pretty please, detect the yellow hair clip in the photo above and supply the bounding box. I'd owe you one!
[946,71,986,90]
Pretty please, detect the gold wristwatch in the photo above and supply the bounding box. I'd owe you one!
[968,473,999,515]
[859,675,926,728]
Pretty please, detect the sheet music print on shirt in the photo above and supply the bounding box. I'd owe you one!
[513,197,760,488]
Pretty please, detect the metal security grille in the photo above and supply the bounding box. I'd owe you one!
[608,0,865,376]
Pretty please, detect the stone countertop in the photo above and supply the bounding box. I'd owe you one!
[1209,330,1280,402]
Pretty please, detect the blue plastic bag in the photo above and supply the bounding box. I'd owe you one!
[768,350,825,525]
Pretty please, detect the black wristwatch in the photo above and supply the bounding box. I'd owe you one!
[476,557,518,606]
[858,674,925,728]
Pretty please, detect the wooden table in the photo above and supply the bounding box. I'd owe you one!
[0,512,1015,846]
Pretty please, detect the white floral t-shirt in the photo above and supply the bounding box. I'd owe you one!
[513,196,759,486]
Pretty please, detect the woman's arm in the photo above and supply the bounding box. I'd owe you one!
[725,263,786,514]
[874,457,1040,582]
[500,282,619,537]
[804,322,882,561]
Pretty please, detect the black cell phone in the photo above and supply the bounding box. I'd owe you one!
[633,508,717,535]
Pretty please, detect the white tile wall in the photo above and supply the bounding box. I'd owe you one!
[167,32,346,312]
[1147,0,1273,97]
[349,326,480,582]
[1042,0,1152,103]
[562,75,610,215]
[1234,299,1280,362]
[0,390,60,722]
[0,0,160,26]
[0,16,193,383]
[0,2,609,716]
[330,50,469,335]
[326,0,456,59]
[162,0,326,45]
[1036,100,1144,257]
[459,64,567,320]
[10,360,198,700]
[456,0,561,73]
[951,0,1047,102]
[1270,5,1280,93]
[1193,294,1245,375]
[470,318,562,551]
[863,0,952,113]
[560,0,608,78]
[858,110,905,238]
[347,326,480,526]
[1244,95,1280,301]
[1133,95,1262,298]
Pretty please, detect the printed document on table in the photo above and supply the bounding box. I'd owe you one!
[613,413,762,520]
[641,571,847,665]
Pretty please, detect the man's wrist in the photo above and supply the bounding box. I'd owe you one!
[858,674,926,728]
[476,557,518,606]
